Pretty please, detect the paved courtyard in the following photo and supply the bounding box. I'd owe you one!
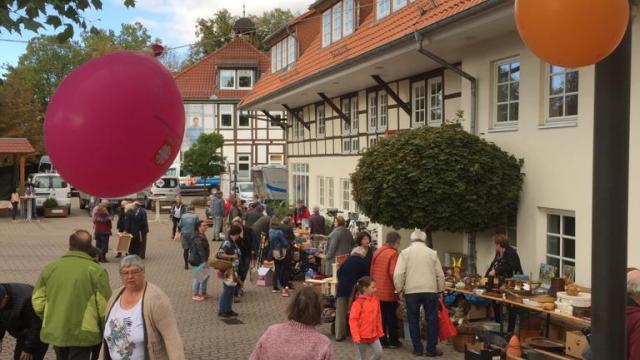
[0,199,463,359]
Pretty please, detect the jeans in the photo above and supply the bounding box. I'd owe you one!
[94,233,110,257]
[172,216,180,237]
[192,276,209,296]
[219,283,235,314]
[380,301,400,346]
[405,292,439,355]
[355,339,383,360]
[235,256,251,296]
[212,216,223,241]
[11,202,18,220]
[273,258,290,290]
[54,345,100,360]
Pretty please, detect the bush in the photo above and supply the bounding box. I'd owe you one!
[271,201,292,218]
[43,197,58,209]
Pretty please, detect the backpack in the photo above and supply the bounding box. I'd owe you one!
[188,239,203,266]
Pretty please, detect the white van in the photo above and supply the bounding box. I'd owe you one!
[150,176,180,204]
[28,173,72,211]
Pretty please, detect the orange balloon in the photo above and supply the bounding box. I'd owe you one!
[515,0,629,67]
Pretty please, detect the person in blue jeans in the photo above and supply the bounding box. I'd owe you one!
[393,230,445,357]
[217,225,242,318]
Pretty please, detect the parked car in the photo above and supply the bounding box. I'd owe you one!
[79,189,150,213]
[233,182,254,202]
[28,173,71,212]
[148,176,180,210]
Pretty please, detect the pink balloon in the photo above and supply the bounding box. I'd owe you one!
[45,51,184,198]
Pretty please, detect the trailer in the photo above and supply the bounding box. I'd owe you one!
[251,164,288,201]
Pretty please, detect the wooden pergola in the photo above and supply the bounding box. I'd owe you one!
[0,138,36,194]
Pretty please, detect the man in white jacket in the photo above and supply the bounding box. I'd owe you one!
[393,229,445,357]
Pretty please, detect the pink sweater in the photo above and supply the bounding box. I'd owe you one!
[250,321,334,360]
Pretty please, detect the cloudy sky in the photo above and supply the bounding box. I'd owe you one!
[0,0,311,71]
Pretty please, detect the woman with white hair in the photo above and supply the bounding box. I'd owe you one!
[334,246,370,341]
[99,255,185,360]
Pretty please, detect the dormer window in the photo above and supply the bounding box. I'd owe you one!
[219,69,254,90]
[271,35,297,73]
[377,0,412,20]
[322,0,355,47]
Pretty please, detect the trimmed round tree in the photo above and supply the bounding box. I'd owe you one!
[351,124,523,274]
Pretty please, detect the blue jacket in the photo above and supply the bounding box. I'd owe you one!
[268,228,288,252]
[336,255,370,298]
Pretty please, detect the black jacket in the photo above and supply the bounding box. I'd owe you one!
[169,203,186,220]
[245,209,263,228]
[238,226,254,258]
[190,234,210,266]
[309,214,326,235]
[0,283,44,353]
[336,256,370,298]
[125,207,149,238]
[116,207,127,233]
[485,246,523,278]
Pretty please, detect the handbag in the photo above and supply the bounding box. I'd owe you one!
[438,298,457,341]
[209,256,232,271]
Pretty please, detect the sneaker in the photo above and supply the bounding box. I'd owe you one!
[388,343,402,349]
[272,288,281,293]
[195,295,205,301]
[227,311,239,317]
[234,297,241,303]
[192,295,201,301]
[282,287,290,297]
[218,313,231,318]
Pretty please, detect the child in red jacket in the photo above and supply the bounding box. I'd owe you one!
[349,276,384,360]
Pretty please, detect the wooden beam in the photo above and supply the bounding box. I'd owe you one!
[317,92,350,126]
[19,155,26,194]
[260,110,288,130]
[281,104,309,130]
[371,75,411,116]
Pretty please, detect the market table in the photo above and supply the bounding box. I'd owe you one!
[445,287,590,337]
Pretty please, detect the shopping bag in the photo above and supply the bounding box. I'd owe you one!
[438,298,457,341]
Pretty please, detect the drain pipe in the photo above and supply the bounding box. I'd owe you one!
[414,31,478,136]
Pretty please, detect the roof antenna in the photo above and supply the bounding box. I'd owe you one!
[243,3,246,17]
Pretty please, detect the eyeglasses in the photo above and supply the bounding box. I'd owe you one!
[120,269,144,277]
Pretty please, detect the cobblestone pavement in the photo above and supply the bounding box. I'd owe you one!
[0,199,463,360]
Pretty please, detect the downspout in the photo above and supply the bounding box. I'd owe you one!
[414,31,480,275]
[414,31,478,136]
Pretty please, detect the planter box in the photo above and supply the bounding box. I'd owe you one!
[44,207,69,218]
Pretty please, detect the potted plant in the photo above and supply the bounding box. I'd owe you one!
[43,197,69,218]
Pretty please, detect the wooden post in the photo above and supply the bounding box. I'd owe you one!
[19,155,26,194]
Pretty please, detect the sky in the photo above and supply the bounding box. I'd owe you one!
[0,0,310,73]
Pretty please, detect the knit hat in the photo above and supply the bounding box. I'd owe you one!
[410,229,427,242]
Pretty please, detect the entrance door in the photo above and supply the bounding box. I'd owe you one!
[237,154,251,181]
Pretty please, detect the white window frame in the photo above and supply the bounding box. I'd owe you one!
[412,81,426,127]
[220,69,236,90]
[546,65,579,124]
[369,136,378,147]
[350,96,358,134]
[327,178,335,208]
[393,0,408,10]
[545,212,576,281]
[288,36,296,65]
[494,58,520,126]
[342,138,351,154]
[377,0,391,19]
[237,69,254,90]
[427,77,443,127]
[236,154,252,180]
[351,137,359,154]
[368,92,377,132]
[292,163,309,207]
[343,0,354,36]
[341,178,351,211]
[220,104,234,128]
[271,47,276,73]
[332,2,342,43]
[318,176,325,207]
[378,91,388,130]
[341,98,351,135]
[237,110,250,128]
[316,105,326,138]
[322,10,332,47]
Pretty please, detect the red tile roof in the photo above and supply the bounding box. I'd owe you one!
[240,0,486,108]
[174,37,271,100]
[0,138,35,154]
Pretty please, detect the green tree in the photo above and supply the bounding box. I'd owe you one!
[350,123,524,274]
[182,132,226,182]
[251,8,294,51]
[0,0,136,41]
[187,9,236,63]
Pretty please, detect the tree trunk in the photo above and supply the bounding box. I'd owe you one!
[467,232,478,275]
[424,228,434,249]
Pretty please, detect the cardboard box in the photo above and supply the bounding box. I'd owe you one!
[467,304,489,321]
[565,331,587,359]
[256,267,274,287]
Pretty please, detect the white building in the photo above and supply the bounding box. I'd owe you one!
[240,0,640,286]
